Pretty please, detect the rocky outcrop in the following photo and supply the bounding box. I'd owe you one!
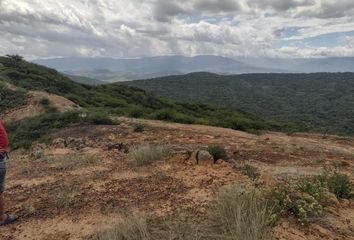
[189,150,214,165]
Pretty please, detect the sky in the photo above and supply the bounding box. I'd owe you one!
[1,0,354,59]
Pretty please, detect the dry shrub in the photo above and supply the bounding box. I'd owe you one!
[214,185,273,240]
[130,143,171,166]
[91,213,149,240]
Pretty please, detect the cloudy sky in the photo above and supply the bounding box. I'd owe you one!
[1,0,354,59]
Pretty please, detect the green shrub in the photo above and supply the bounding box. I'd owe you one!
[128,107,145,118]
[130,143,171,166]
[270,181,323,225]
[133,124,145,133]
[296,176,328,202]
[327,173,353,199]
[299,172,354,200]
[39,97,50,106]
[207,145,227,161]
[214,185,273,240]
[150,109,176,121]
[87,112,116,125]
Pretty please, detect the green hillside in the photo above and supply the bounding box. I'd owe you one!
[123,72,354,136]
[0,56,274,133]
[66,74,105,85]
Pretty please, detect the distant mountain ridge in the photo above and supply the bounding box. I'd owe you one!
[33,55,354,83]
[32,55,278,82]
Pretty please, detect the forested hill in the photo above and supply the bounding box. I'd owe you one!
[0,56,274,133]
[123,72,354,136]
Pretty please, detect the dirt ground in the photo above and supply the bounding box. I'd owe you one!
[1,117,354,239]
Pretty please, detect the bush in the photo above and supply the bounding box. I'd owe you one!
[296,176,328,202]
[270,181,323,225]
[87,112,116,125]
[91,213,149,240]
[130,143,171,166]
[327,173,353,199]
[298,172,354,200]
[39,97,50,106]
[133,124,145,133]
[207,145,227,161]
[214,185,273,240]
[150,109,176,121]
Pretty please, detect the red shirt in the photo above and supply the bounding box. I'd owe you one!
[0,120,9,153]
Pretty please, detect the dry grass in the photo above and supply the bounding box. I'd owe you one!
[214,185,273,240]
[130,143,171,166]
[55,186,76,210]
[40,153,97,169]
[91,213,150,240]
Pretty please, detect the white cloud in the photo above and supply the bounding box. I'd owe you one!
[0,0,353,59]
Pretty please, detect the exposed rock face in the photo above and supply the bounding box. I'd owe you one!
[106,142,129,153]
[52,137,92,150]
[52,138,65,148]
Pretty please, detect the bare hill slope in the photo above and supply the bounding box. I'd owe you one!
[1,118,354,240]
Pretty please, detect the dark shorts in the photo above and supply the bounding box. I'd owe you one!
[0,154,7,193]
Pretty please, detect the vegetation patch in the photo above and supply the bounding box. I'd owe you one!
[214,185,274,240]
[130,143,171,166]
[90,213,149,240]
[269,171,353,225]
[242,163,261,181]
[6,110,117,150]
[133,124,145,133]
[270,181,323,225]
[0,81,28,114]
[207,145,227,161]
[123,72,354,136]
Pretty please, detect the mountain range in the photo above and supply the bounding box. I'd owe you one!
[33,55,354,82]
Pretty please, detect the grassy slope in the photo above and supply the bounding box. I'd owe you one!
[0,56,274,133]
[66,74,105,85]
[123,72,354,135]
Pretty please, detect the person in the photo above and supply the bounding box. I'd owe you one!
[0,119,18,226]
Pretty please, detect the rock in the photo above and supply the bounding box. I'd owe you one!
[52,138,65,148]
[196,150,214,165]
[64,137,91,149]
[30,144,46,159]
[107,142,128,153]
[66,137,76,145]
[322,192,340,207]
